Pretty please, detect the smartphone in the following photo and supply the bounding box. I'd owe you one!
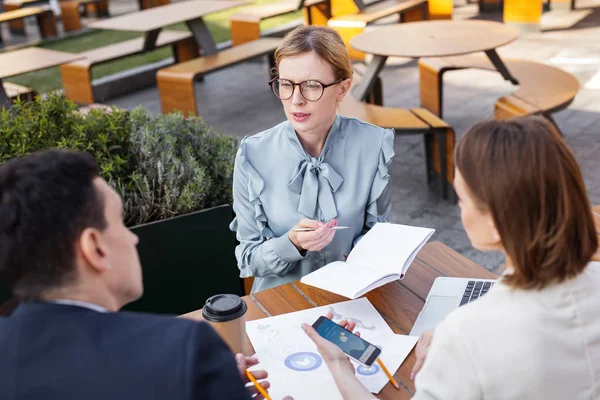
[312,316,381,366]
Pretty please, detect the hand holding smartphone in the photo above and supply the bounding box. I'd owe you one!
[311,316,381,366]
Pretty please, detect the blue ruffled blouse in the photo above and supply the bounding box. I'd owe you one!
[230,114,395,293]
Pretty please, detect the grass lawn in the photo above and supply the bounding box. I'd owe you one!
[6,0,302,95]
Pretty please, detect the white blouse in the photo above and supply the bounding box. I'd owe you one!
[413,261,600,400]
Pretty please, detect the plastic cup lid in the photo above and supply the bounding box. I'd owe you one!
[202,294,247,322]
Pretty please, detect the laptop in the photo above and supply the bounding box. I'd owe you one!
[409,277,496,337]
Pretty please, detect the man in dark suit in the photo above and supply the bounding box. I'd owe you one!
[0,149,288,400]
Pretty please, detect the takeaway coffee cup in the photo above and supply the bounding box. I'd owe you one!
[202,294,248,355]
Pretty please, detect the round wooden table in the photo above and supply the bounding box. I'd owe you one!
[349,20,520,102]
[351,20,518,58]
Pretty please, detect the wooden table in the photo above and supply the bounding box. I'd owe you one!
[184,242,497,399]
[349,20,519,102]
[2,0,49,32]
[0,48,83,108]
[87,0,246,55]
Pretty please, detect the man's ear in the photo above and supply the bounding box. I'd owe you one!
[79,228,109,273]
[336,78,352,102]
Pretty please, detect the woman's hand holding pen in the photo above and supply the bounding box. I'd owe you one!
[288,219,338,252]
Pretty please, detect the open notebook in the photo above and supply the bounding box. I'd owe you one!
[300,223,435,299]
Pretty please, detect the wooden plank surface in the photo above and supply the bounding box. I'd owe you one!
[251,284,315,316]
[0,6,48,22]
[68,30,192,66]
[3,0,47,5]
[182,242,494,399]
[232,1,298,21]
[262,242,496,398]
[328,0,426,23]
[88,0,246,32]
[416,241,497,279]
[337,93,431,130]
[0,48,83,79]
[350,20,518,58]
[159,37,279,76]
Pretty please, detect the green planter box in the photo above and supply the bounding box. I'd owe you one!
[124,204,243,315]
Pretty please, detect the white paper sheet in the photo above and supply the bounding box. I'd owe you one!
[246,298,418,400]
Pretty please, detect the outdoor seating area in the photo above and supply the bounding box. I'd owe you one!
[1,0,600,398]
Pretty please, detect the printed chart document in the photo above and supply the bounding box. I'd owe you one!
[301,223,435,299]
[246,298,418,400]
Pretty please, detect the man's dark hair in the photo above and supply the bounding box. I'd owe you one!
[0,149,107,298]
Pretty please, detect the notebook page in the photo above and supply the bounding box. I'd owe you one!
[354,274,404,298]
[347,223,435,275]
[300,261,399,299]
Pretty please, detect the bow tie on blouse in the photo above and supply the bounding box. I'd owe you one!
[287,158,343,221]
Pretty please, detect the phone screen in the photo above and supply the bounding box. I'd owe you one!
[312,316,381,366]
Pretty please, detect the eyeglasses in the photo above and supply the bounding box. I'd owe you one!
[269,77,345,102]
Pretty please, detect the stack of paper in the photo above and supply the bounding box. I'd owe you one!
[246,298,418,400]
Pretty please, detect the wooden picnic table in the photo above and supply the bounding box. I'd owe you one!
[349,20,519,102]
[0,48,83,108]
[87,0,246,56]
[183,241,497,399]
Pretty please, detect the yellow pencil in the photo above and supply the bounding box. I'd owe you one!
[245,369,272,400]
[377,358,400,389]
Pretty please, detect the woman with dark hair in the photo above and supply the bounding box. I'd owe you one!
[303,116,600,400]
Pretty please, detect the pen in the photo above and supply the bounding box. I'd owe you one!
[292,226,349,232]
[376,358,399,390]
[245,369,272,400]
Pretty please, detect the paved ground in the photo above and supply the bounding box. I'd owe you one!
[4,1,600,273]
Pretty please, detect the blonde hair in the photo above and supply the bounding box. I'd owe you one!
[274,25,353,81]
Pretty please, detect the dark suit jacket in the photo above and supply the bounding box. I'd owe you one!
[0,302,251,400]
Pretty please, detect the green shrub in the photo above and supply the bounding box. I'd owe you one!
[0,93,237,227]
[0,94,133,183]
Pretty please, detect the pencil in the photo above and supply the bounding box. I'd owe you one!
[377,358,400,390]
[245,369,272,400]
[292,226,349,232]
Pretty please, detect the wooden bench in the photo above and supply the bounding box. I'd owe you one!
[2,0,47,32]
[59,0,109,32]
[2,81,37,102]
[338,65,456,199]
[230,0,329,46]
[327,0,429,60]
[75,103,114,116]
[419,55,580,134]
[138,0,169,10]
[60,30,197,104]
[156,37,281,115]
[0,6,57,42]
[481,0,556,12]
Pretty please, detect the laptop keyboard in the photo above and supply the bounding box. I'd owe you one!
[460,280,494,306]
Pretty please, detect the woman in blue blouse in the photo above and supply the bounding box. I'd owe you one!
[230,25,395,293]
